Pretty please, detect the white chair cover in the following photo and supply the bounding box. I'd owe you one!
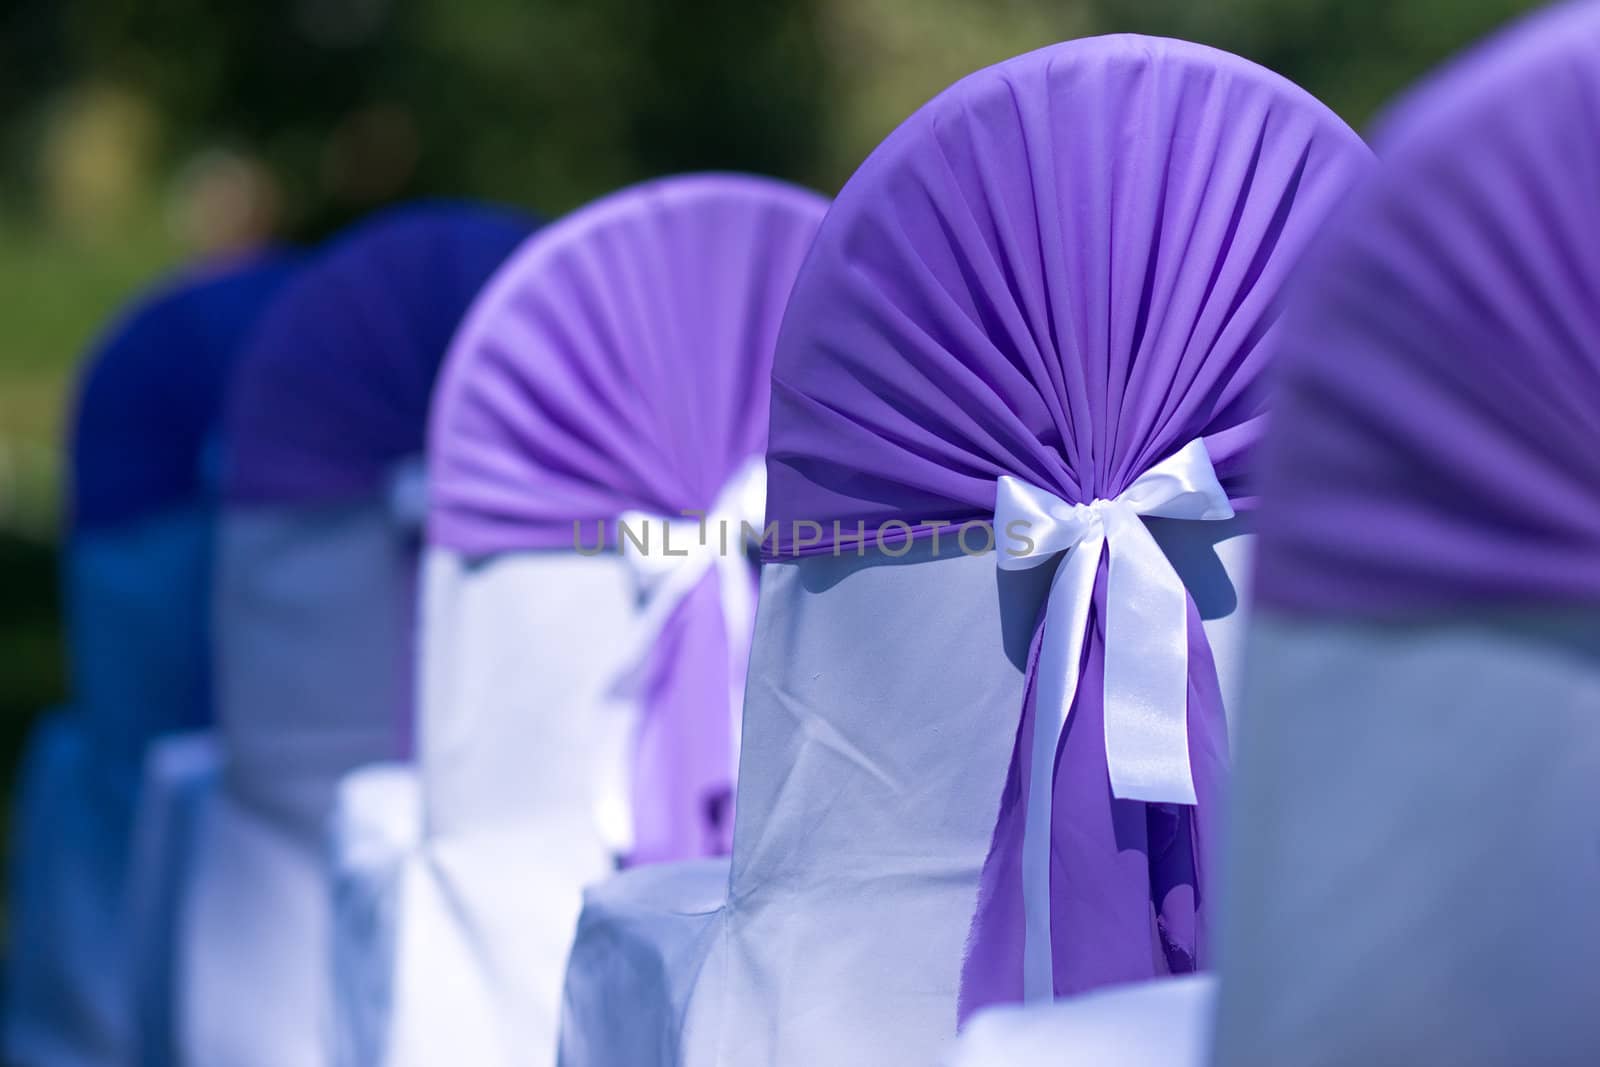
[560,528,1254,1067]
[329,549,636,1066]
[943,975,1215,1067]
[1212,617,1600,1066]
[137,498,417,1066]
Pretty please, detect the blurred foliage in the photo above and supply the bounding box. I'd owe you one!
[0,532,64,794]
[1,0,1551,237]
[1082,0,1547,125]
[0,201,181,538]
[0,0,1554,807]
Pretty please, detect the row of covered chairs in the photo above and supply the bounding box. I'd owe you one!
[8,8,1599,1067]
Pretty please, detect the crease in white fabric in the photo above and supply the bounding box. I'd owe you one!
[765,682,904,795]
[992,439,1233,1001]
[610,457,767,853]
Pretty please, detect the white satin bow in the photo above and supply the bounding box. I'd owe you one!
[605,457,766,842]
[617,456,766,684]
[993,438,1233,1000]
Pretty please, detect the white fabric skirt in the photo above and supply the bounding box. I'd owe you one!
[558,527,1253,1067]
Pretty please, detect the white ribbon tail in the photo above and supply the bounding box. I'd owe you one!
[1102,506,1198,805]
[603,458,767,851]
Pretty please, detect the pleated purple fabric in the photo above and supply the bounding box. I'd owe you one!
[1255,0,1600,618]
[224,203,532,505]
[428,173,828,864]
[70,253,297,530]
[759,36,1371,1015]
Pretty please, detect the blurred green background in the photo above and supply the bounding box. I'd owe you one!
[0,0,1547,860]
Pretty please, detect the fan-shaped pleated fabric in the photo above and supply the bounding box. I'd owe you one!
[430,173,826,555]
[760,35,1371,1013]
[428,173,827,863]
[70,254,299,530]
[1254,0,1600,619]
[225,203,532,506]
[5,254,294,1067]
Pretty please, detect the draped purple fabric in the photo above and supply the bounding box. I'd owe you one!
[428,174,828,864]
[759,36,1370,1015]
[223,203,532,505]
[1255,0,1600,619]
[70,253,297,531]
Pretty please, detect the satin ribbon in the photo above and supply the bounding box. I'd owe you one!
[993,439,1233,1000]
[385,455,429,531]
[605,457,766,848]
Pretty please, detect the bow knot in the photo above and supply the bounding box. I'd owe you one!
[1066,498,1111,535]
[993,439,1234,1001]
[600,458,766,854]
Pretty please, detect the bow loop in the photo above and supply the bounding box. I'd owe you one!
[1119,439,1236,521]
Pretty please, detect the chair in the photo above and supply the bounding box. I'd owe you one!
[3,255,295,1067]
[1214,2,1600,1062]
[559,35,1370,1067]
[326,175,826,1067]
[951,4,1600,1065]
[135,205,529,1067]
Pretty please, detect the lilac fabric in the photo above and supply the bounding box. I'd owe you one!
[1255,0,1600,618]
[760,36,1370,1015]
[224,203,532,505]
[428,173,828,863]
[70,253,297,530]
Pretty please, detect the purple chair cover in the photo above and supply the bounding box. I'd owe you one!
[225,203,533,506]
[760,36,1370,1015]
[70,254,299,531]
[428,173,827,864]
[1255,0,1600,619]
